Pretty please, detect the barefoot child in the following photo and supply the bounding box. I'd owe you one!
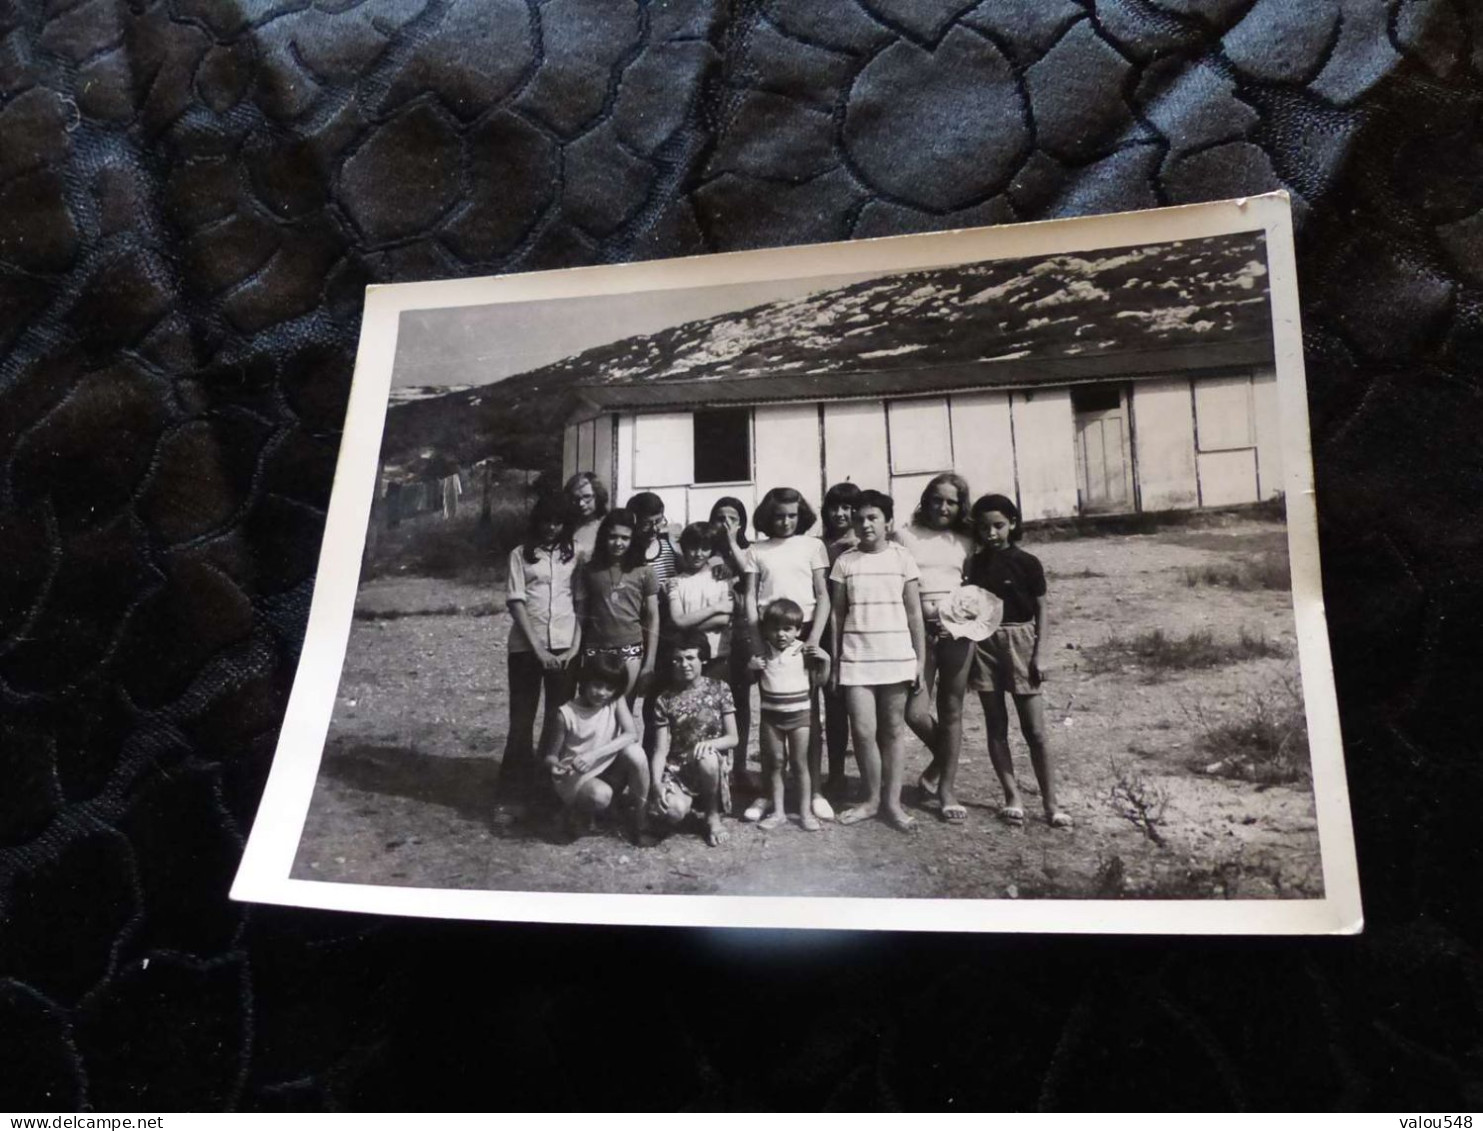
[543,652,651,841]
[648,630,739,846]
[665,522,734,682]
[748,598,830,831]
[829,490,926,833]
[497,493,584,816]
[745,486,832,822]
[967,494,1071,829]
[578,508,659,699]
[819,481,860,798]
[894,473,976,822]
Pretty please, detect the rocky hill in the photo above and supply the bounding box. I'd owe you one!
[381,231,1271,471]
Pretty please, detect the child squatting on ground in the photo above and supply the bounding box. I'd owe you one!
[967,493,1072,830]
[647,630,739,846]
[749,598,831,831]
[542,651,651,842]
[829,490,926,833]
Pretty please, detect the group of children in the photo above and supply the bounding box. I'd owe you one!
[496,470,1070,848]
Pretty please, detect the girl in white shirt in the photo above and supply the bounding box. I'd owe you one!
[499,493,584,815]
[744,486,833,822]
[893,473,976,822]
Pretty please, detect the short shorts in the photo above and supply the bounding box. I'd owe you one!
[760,707,811,733]
[967,622,1041,696]
[583,642,643,661]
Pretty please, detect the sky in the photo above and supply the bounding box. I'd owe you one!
[389,268,896,388]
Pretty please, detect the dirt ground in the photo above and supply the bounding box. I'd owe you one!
[292,517,1323,900]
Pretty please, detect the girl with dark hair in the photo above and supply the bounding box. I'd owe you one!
[744,486,832,822]
[578,507,659,700]
[821,481,861,559]
[966,493,1071,829]
[818,481,861,795]
[829,489,926,833]
[497,493,583,815]
[895,472,976,822]
[542,651,650,844]
[709,496,756,804]
[564,471,609,561]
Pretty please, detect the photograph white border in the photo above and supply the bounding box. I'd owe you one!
[231,193,1362,935]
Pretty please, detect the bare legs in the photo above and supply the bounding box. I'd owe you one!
[838,683,914,831]
[652,750,729,845]
[904,637,973,817]
[758,723,818,832]
[979,691,1065,825]
[563,742,650,839]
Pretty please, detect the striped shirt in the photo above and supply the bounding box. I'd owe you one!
[758,640,811,718]
[829,544,920,686]
[643,535,678,586]
[893,525,973,622]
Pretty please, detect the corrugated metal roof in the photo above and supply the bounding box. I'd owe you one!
[568,337,1273,419]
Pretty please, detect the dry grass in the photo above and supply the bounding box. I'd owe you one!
[365,494,528,581]
[1183,550,1291,592]
[1081,626,1288,679]
[1190,677,1310,785]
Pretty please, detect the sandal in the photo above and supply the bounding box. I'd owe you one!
[940,803,968,823]
[1047,810,1074,829]
[743,797,771,823]
[997,805,1026,828]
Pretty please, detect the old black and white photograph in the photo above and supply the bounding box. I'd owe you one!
[234,195,1359,933]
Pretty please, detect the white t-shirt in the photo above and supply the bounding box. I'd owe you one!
[892,524,973,620]
[748,535,829,624]
[666,569,734,660]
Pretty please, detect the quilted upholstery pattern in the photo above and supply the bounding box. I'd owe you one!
[1,0,1480,1110]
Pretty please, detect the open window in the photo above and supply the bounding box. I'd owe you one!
[693,407,751,484]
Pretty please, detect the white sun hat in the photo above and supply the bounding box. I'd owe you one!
[936,584,1004,642]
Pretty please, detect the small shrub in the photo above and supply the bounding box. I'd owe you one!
[1105,758,1169,846]
[1182,550,1291,591]
[1082,626,1287,678]
[1194,677,1310,784]
[1050,567,1106,580]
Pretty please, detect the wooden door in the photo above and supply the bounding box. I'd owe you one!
[1075,402,1132,513]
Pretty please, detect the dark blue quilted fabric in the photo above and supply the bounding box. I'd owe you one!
[1,0,1480,1111]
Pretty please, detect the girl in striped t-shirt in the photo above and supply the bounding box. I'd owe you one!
[828,490,926,833]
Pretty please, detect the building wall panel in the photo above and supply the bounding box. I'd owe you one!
[1252,367,1283,499]
[1130,379,1198,511]
[1011,390,1078,520]
[1197,449,1259,506]
[615,414,636,506]
[577,419,595,473]
[889,473,938,516]
[1193,374,1255,451]
[562,425,577,482]
[823,401,889,496]
[754,404,820,502]
[886,398,951,475]
[593,414,614,491]
[633,411,694,487]
[949,392,1017,502]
